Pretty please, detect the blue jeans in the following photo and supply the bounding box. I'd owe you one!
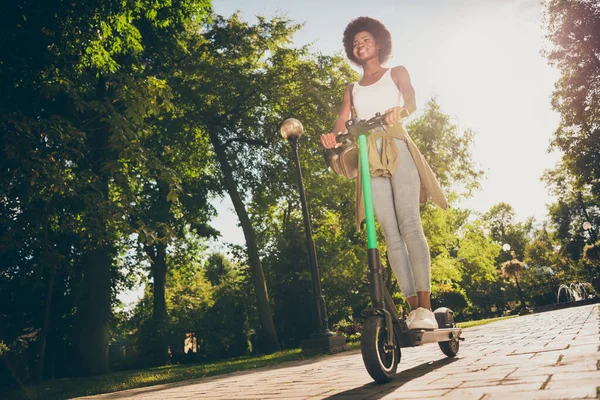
[371,139,431,298]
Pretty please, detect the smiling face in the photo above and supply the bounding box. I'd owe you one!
[352,31,379,64]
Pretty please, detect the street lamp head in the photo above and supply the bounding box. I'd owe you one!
[583,221,592,231]
[502,243,511,252]
[280,118,303,140]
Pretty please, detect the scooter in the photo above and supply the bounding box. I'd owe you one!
[342,113,463,384]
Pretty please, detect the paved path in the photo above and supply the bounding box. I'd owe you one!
[80,304,600,400]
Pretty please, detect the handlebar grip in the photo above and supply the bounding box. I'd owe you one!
[345,111,390,136]
[335,132,353,143]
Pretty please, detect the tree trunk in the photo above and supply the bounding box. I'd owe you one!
[37,265,57,380]
[207,128,280,352]
[147,238,170,366]
[37,214,57,381]
[76,246,112,375]
[514,274,526,310]
[75,76,113,375]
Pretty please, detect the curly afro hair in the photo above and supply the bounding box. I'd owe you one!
[343,17,392,66]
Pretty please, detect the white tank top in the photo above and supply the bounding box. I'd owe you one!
[352,68,402,120]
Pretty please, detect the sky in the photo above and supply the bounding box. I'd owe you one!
[120,0,563,307]
[208,0,562,248]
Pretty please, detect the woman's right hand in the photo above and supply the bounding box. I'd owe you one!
[320,132,341,149]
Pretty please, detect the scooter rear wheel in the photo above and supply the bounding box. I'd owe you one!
[360,315,400,383]
[439,338,460,357]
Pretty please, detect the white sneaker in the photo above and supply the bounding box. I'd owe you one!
[405,309,418,327]
[408,308,439,330]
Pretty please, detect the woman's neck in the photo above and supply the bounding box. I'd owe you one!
[361,59,386,77]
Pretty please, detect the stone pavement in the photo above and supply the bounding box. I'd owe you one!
[79,304,600,400]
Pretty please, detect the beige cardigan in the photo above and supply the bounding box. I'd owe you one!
[355,123,448,230]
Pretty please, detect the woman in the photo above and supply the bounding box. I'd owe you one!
[320,17,447,330]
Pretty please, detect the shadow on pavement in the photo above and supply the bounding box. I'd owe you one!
[324,356,459,400]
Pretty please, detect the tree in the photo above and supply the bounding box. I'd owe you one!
[584,242,600,266]
[405,98,484,196]
[543,165,599,261]
[179,14,360,352]
[252,96,488,330]
[541,0,600,293]
[501,256,527,310]
[543,0,600,200]
[482,203,533,262]
[0,0,211,377]
[454,221,503,318]
[204,253,234,287]
[522,227,566,306]
[133,96,218,367]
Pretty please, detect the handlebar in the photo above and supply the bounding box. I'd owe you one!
[333,112,389,144]
[345,112,389,138]
[321,112,391,148]
[321,111,390,172]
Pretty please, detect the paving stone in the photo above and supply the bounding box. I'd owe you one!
[378,388,451,399]
[459,387,598,399]
[76,304,600,400]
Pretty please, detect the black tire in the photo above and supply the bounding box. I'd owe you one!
[360,316,400,383]
[439,339,459,357]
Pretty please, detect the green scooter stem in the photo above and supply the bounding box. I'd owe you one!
[358,133,387,313]
[358,134,378,250]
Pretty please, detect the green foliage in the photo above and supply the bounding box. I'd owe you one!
[253,93,487,329]
[455,222,503,317]
[431,287,469,315]
[456,315,517,329]
[583,242,600,266]
[482,202,533,262]
[4,0,599,386]
[128,242,255,363]
[333,319,362,343]
[457,222,501,283]
[405,98,484,197]
[501,258,525,279]
[204,253,234,286]
[0,342,8,358]
[176,12,365,353]
[541,0,600,284]
[0,0,213,380]
[544,0,600,198]
[197,279,253,360]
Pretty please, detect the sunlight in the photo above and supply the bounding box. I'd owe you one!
[388,4,562,220]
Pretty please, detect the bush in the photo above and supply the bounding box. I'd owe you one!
[333,319,362,343]
[584,242,600,266]
[431,286,469,316]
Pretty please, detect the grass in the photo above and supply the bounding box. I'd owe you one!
[2,314,516,400]
[2,349,318,400]
[456,315,517,329]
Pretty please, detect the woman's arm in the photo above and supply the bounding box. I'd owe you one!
[320,84,353,149]
[384,66,416,126]
[332,84,353,133]
[391,65,416,116]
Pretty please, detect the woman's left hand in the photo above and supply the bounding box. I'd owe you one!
[384,106,405,127]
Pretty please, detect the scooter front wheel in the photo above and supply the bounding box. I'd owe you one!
[439,338,459,357]
[360,315,400,383]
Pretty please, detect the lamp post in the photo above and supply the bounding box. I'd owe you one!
[583,221,598,243]
[583,221,600,267]
[280,118,346,354]
[501,243,528,313]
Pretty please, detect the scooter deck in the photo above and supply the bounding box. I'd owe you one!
[398,327,462,348]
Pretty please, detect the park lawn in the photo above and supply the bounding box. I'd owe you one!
[2,315,513,400]
[456,315,517,329]
[2,349,315,400]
